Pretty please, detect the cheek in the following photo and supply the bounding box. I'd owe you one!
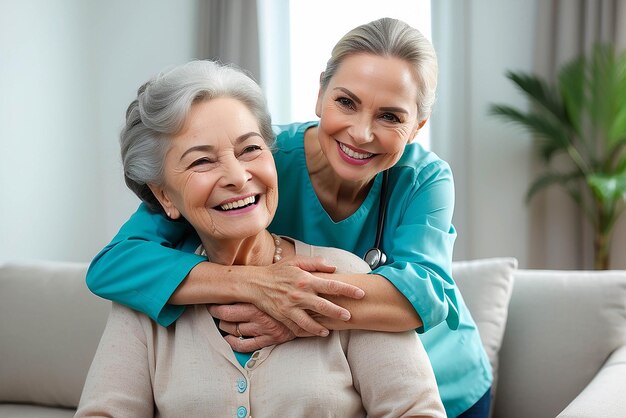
[256,158,279,211]
[320,99,343,121]
[385,129,413,153]
[179,174,217,209]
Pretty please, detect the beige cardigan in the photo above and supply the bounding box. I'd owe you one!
[76,239,444,418]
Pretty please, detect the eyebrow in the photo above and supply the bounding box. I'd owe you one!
[334,87,361,105]
[380,106,409,114]
[333,87,409,114]
[179,131,261,161]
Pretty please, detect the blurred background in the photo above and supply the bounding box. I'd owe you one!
[2,0,626,269]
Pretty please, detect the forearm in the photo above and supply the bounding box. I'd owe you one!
[315,273,422,332]
[168,256,365,340]
[168,262,256,305]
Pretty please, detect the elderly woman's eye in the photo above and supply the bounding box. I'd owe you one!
[187,157,213,169]
[242,145,262,154]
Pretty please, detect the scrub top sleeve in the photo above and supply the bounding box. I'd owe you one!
[373,161,459,332]
[86,203,204,326]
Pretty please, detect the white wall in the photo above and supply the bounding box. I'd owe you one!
[0,1,548,268]
[0,0,200,263]
[432,0,537,266]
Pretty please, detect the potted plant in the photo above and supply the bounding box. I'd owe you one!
[490,43,626,269]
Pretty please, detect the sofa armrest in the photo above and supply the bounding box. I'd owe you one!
[557,345,626,418]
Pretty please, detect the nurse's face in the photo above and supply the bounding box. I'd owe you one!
[315,53,424,184]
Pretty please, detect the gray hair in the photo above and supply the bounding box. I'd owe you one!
[320,17,438,121]
[121,60,274,212]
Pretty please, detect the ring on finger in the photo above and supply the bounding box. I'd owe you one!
[235,323,244,339]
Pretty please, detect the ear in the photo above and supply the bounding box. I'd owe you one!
[408,118,429,143]
[315,72,325,118]
[148,183,181,219]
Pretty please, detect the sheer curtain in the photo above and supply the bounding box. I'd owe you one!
[432,0,626,268]
[430,1,538,265]
[531,0,626,269]
[197,0,261,81]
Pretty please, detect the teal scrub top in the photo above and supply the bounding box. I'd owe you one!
[86,121,492,416]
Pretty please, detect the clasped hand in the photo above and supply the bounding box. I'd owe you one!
[209,255,364,352]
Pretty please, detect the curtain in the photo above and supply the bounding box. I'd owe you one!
[431,0,626,268]
[531,0,626,269]
[197,0,261,82]
[430,1,539,265]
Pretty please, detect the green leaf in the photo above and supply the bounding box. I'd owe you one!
[558,57,585,137]
[587,172,626,202]
[506,71,566,123]
[606,50,626,144]
[608,108,626,147]
[588,44,626,148]
[490,104,571,161]
[526,170,584,203]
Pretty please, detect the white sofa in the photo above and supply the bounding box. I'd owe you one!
[1,258,625,418]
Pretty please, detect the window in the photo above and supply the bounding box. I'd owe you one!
[259,0,432,147]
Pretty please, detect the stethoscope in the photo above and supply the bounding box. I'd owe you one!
[363,169,389,270]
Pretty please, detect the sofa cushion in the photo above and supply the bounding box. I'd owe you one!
[452,257,517,391]
[0,404,75,418]
[557,345,626,418]
[494,269,626,418]
[0,261,110,409]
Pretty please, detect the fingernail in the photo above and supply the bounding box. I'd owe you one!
[340,312,351,321]
[355,289,365,298]
[319,329,329,337]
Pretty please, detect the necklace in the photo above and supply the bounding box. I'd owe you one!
[271,233,283,263]
[199,233,283,264]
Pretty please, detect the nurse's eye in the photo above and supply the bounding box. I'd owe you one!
[336,97,356,110]
[380,112,401,123]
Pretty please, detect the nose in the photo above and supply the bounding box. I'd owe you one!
[220,157,250,189]
[348,115,374,145]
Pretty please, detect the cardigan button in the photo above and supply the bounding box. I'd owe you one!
[237,406,247,418]
[237,377,247,393]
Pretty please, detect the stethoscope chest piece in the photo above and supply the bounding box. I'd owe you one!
[364,247,387,270]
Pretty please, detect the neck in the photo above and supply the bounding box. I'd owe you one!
[199,231,277,266]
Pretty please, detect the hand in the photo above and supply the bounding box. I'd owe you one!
[208,303,313,352]
[245,255,365,337]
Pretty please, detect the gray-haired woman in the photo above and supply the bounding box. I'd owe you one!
[76,59,445,418]
[85,18,492,417]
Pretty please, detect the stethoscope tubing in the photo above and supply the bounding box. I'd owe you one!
[363,169,389,269]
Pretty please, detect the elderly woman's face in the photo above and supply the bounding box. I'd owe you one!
[151,97,278,242]
[315,53,422,184]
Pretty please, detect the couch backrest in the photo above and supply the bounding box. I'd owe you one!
[0,261,110,409]
[494,269,626,418]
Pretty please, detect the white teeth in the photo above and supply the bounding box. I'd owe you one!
[339,143,373,160]
[220,196,256,211]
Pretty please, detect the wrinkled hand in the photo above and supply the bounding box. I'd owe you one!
[208,303,310,352]
[244,255,365,338]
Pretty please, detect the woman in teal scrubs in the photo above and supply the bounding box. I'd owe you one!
[87,18,492,417]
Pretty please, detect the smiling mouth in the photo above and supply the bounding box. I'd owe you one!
[216,195,259,211]
[338,142,374,160]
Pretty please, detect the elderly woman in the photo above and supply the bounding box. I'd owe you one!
[86,18,492,417]
[75,60,445,418]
